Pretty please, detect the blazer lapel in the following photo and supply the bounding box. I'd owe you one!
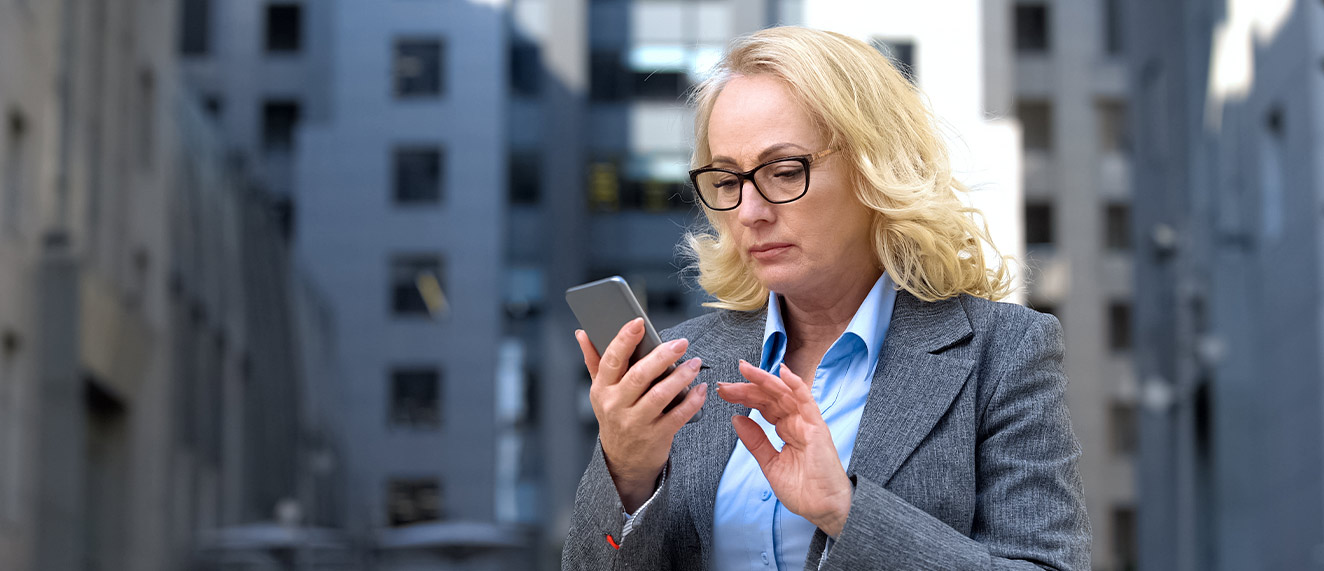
[675,310,763,560]
[847,292,976,486]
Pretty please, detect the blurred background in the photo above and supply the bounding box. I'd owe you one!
[0,0,1318,569]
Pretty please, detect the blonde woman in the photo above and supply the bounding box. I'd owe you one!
[564,27,1089,570]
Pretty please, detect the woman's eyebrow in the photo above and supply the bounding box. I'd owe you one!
[710,142,810,166]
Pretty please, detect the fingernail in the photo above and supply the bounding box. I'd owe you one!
[630,318,644,333]
[667,338,687,352]
[698,382,708,394]
[687,358,702,370]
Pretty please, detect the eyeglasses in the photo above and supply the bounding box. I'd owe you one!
[688,148,836,211]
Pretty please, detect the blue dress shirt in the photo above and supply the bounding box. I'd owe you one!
[712,272,897,570]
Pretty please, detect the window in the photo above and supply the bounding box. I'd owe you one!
[1108,301,1132,351]
[1014,4,1050,53]
[261,100,301,151]
[202,95,223,119]
[509,39,541,96]
[4,112,28,236]
[138,71,156,170]
[1112,505,1137,570]
[179,0,211,55]
[391,254,443,316]
[1025,201,1054,246]
[390,368,441,428]
[394,39,444,98]
[1097,98,1130,153]
[393,146,443,204]
[1017,100,1053,151]
[509,150,540,205]
[1105,203,1131,251]
[590,50,626,101]
[387,478,442,526]
[590,48,693,101]
[871,39,916,83]
[1103,0,1124,56]
[265,4,303,53]
[1109,401,1137,455]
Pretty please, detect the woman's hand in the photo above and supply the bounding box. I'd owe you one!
[576,318,707,513]
[717,360,853,537]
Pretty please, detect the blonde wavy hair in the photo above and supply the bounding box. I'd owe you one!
[684,26,1013,310]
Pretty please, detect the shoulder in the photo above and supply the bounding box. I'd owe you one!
[954,293,1061,351]
[658,309,764,344]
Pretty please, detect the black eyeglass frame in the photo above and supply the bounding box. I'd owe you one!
[688,148,837,211]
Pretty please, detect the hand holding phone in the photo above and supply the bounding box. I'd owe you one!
[566,276,702,423]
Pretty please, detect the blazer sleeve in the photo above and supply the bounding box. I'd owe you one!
[808,314,1091,570]
[561,439,688,570]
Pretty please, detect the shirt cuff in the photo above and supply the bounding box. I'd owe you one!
[620,463,669,538]
[817,537,834,569]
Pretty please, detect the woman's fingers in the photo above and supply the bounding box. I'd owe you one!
[732,415,778,470]
[660,382,709,431]
[595,318,645,387]
[618,338,690,405]
[575,329,601,378]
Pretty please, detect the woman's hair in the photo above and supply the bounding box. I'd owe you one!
[683,26,1014,310]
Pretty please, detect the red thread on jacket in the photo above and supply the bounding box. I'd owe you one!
[605,533,621,550]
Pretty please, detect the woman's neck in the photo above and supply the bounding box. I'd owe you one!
[779,267,883,358]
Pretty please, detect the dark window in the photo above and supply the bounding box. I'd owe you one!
[179,0,211,56]
[623,179,688,212]
[1105,203,1131,251]
[1103,0,1124,56]
[393,146,443,204]
[590,50,690,101]
[1018,100,1053,151]
[391,255,443,316]
[1025,201,1054,246]
[510,39,541,96]
[590,50,626,101]
[387,478,442,526]
[390,368,441,428]
[1097,99,1130,153]
[1108,301,1132,351]
[139,71,156,169]
[1112,505,1137,570]
[202,95,223,118]
[394,39,444,98]
[871,39,916,83]
[1109,401,1137,455]
[631,70,687,100]
[1015,4,1050,53]
[265,4,303,53]
[4,112,28,235]
[509,150,541,204]
[261,100,301,151]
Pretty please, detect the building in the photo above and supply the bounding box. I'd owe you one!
[1001,1,1139,568]
[1127,0,1324,568]
[292,0,531,568]
[0,1,344,570]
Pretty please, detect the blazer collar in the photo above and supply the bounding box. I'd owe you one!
[679,291,976,551]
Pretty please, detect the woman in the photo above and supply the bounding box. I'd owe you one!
[564,27,1089,570]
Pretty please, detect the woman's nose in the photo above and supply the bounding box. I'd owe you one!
[735,179,773,226]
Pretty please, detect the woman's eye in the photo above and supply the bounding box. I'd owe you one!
[712,177,739,189]
[773,165,805,179]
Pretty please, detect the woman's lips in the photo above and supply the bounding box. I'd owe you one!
[749,243,793,261]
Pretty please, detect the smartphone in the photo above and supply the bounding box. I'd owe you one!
[566,276,701,423]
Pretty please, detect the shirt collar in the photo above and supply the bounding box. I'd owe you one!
[759,272,898,374]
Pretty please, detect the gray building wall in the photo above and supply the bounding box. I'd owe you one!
[0,1,341,570]
[293,0,517,568]
[1009,1,1138,568]
[1128,0,1324,569]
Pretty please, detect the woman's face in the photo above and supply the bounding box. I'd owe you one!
[707,74,878,301]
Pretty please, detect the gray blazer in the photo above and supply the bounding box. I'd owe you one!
[563,291,1091,570]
